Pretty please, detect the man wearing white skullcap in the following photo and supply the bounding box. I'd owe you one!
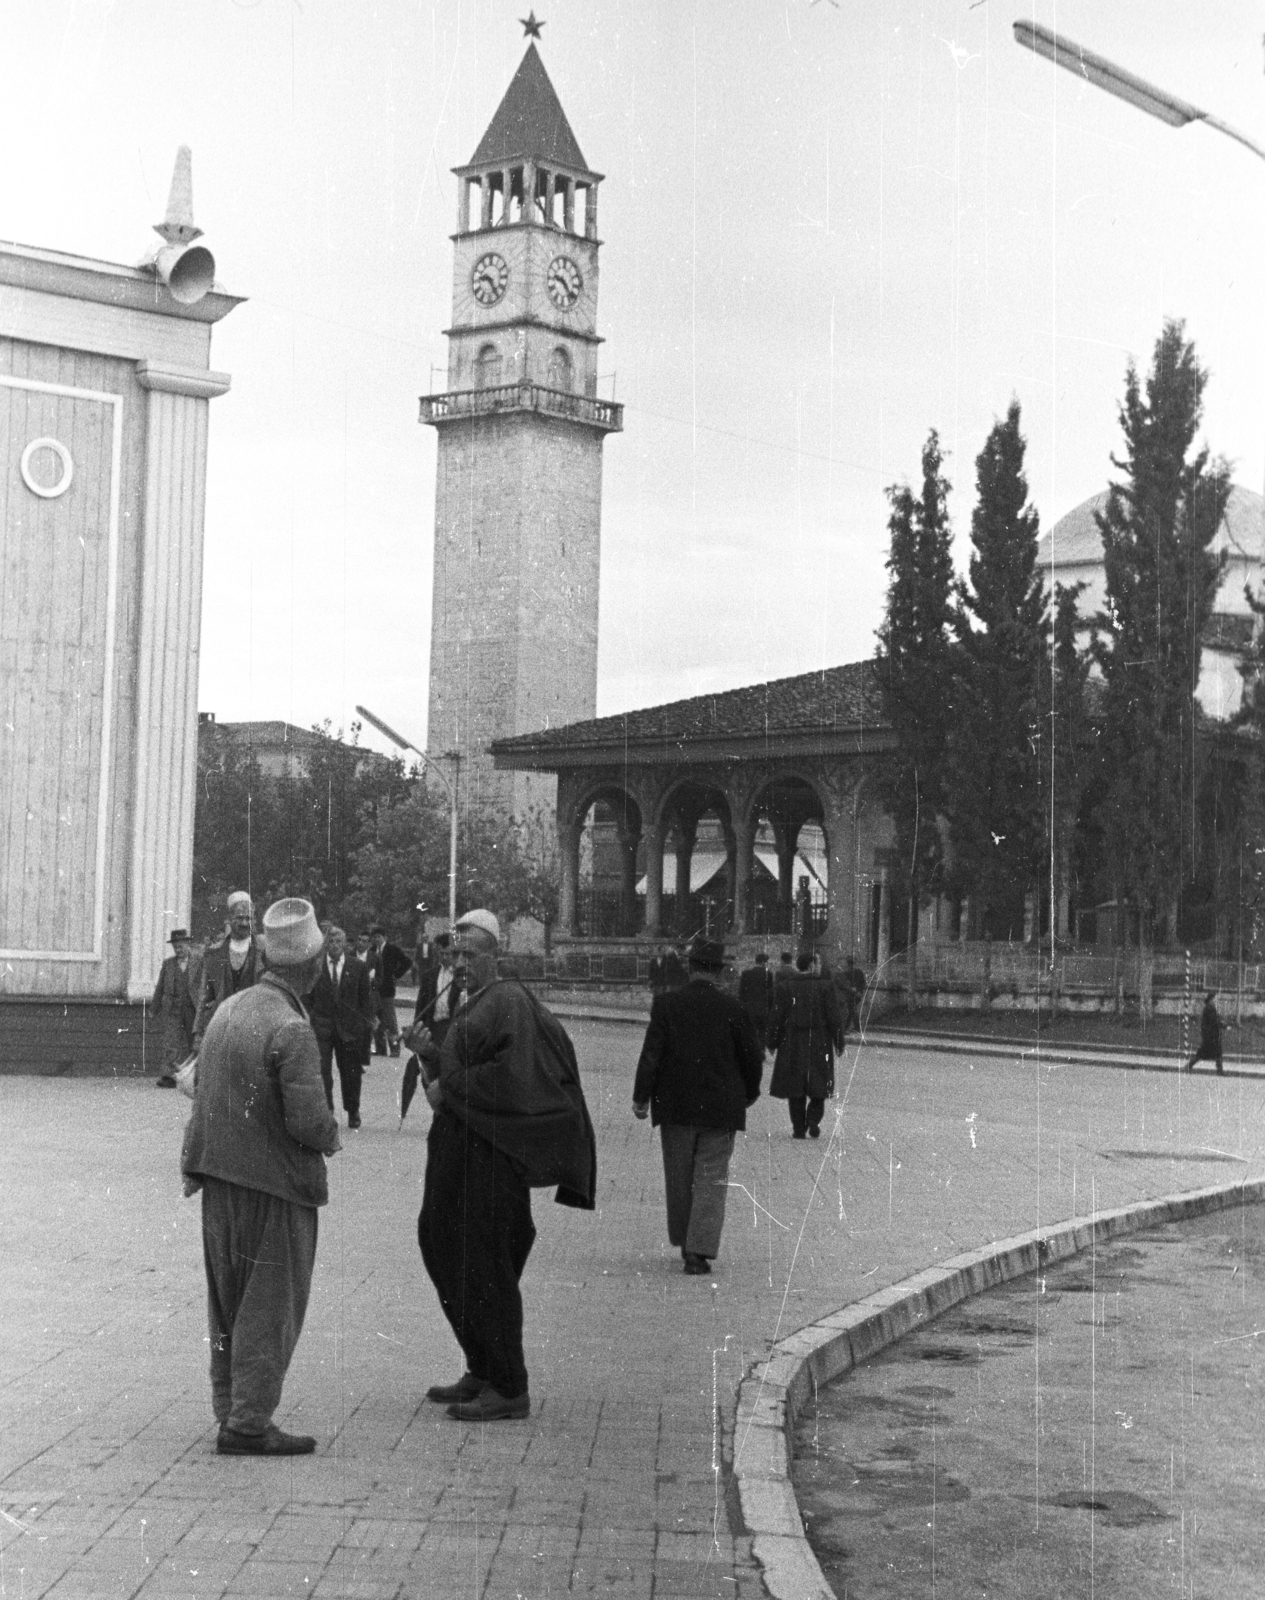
[193,890,265,1048]
[182,897,340,1456]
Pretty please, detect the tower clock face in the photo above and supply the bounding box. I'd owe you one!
[547,255,583,309]
[470,252,509,306]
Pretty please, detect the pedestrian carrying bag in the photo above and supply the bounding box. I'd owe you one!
[173,1053,198,1100]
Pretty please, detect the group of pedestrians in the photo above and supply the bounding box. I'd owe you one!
[178,897,597,1456]
[149,894,418,1108]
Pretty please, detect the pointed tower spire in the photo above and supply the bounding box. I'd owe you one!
[469,44,588,170]
[153,146,203,247]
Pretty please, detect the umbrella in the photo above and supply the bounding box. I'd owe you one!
[400,1054,423,1121]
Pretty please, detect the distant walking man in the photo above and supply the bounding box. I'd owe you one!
[194,891,265,1048]
[633,937,764,1275]
[368,927,413,1056]
[768,952,844,1138]
[181,898,340,1456]
[737,951,775,1052]
[152,929,199,1088]
[308,926,375,1128]
[1185,992,1224,1074]
[840,954,867,1037]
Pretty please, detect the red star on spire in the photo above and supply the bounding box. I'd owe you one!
[520,11,544,38]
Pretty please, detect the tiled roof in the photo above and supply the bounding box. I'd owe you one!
[1037,483,1263,568]
[491,660,886,757]
[468,45,589,172]
[205,720,328,748]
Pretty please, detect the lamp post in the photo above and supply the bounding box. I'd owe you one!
[355,704,460,929]
[1013,20,1265,164]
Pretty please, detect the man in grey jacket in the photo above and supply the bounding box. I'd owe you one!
[181,898,340,1456]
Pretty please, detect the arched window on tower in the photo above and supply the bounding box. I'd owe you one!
[547,346,572,392]
[475,343,502,389]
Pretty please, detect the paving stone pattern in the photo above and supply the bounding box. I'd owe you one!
[3,1024,1264,1598]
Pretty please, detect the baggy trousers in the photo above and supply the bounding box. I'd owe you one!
[200,1175,318,1434]
[418,1112,535,1399]
[659,1123,736,1260]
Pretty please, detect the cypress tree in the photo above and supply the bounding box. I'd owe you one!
[1094,319,1229,945]
[946,401,1048,939]
[875,430,955,947]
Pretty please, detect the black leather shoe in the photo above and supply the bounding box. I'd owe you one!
[427,1373,484,1404]
[683,1253,711,1275]
[155,1075,176,1088]
[217,1425,316,1456]
[792,1130,807,1140]
[446,1387,530,1422]
[348,1115,361,1129]
[809,1126,820,1139]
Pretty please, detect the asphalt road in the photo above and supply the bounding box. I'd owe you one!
[793,1205,1265,1598]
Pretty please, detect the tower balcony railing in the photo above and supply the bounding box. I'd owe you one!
[419,380,623,433]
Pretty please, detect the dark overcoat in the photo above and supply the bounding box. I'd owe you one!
[768,972,843,1100]
[633,978,763,1131]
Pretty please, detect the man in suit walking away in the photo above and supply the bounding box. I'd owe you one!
[633,938,764,1275]
[737,951,775,1053]
[768,951,844,1138]
[307,926,375,1128]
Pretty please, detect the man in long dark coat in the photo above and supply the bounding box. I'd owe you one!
[152,929,199,1087]
[633,938,763,1275]
[767,951,843,1139]
[1185,992,1224,1074]
[408,909,595,1422]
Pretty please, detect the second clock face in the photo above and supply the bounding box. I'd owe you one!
[471,252,509,306]
[547,255,583,309]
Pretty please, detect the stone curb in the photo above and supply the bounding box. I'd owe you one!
[731,1175,1265,1600]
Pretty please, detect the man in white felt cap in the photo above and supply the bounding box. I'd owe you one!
[406,907,596,1422]
[193,890,266,1048]
[181,898,341,1456]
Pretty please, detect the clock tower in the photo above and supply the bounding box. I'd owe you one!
[421,42,622,818]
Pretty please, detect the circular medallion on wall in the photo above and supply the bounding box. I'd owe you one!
[546,255,583,309]
[20,437,74,499]
[471,252,510,306]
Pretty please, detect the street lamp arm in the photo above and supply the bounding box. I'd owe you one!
[1014,19,1265,164]
[355,703,460,928]
[354,703,454,802]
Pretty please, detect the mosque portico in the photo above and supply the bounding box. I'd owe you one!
[491,660,898,966]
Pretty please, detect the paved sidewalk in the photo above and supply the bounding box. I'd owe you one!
[4,1026,1265,1598]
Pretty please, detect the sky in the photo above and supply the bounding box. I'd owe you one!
[5,0,1265,759]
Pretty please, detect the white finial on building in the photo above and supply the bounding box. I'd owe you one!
[153,146,203,247]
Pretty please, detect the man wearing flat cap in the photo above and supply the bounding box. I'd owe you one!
[633,937,763,1275]
[193,890,266,1049]
[181,898,341,1456]
[407,908,596,1422]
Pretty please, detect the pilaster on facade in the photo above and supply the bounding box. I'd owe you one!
[125,362,232,1000]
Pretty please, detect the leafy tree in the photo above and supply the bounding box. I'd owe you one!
[191,726,266,920]
[1093,320,1230,945]
[875,429,956,946]
[945,401,1048,939]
